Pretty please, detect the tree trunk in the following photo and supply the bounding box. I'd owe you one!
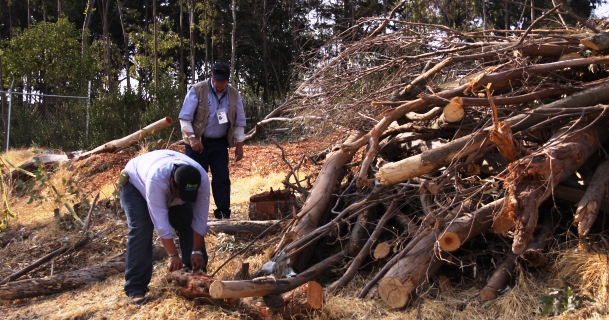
[76,117,173,159]
[82,0,96,57]
[153,0,158,92]
[500,118,609,254]
[179,0,184,86]
[0,246,167,300]
[378,231,443,309]
[230,0,237,85]
[189,0,195,83]
[117,1,131,92]
[271,131,364,271]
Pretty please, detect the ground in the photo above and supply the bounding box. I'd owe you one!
[0,135,607,319]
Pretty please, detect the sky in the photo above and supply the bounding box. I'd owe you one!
[595,2,609,18]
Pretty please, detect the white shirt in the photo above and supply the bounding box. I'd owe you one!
[124,150,210,239]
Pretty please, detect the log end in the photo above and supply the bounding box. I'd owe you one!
[379,277,413,309]
[306,281,324,310]
[373,242,391,260]
[580,39,601,52]
[480,286,498,301]
[209,280,224,299]
[438,231,461,252]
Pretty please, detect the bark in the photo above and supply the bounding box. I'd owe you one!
[501,118,608,254]
[377,81,609,186]
[573,160,609,238]
[76,117,173,159]
[207,219,290,236]
[0,246,167,300]
[270,131,363,271]
[117,1,130,92]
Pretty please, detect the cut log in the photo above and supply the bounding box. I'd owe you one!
[211,252,344,299]
[207,219,289,236]
[373,241,392,260]
[431,97,465,129]
[437,199,504,252]
[501,118,608,254]
[263,281,324,317]
[581,32,609,52]
[378,231,443,309]
[0,246,167,300]
[573,160,609,238]
[76,116,173,159]
[377,81,609,186]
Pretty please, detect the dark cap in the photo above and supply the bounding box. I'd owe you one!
[212,62,230,81]
[173,164,201,202]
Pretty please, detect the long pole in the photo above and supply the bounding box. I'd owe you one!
[86,80,91,148]
[5,81,14,152]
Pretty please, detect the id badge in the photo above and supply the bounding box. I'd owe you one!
[217,111,228,124]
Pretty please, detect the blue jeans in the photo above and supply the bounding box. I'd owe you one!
[120,182,208,297]
[185,138,231,218]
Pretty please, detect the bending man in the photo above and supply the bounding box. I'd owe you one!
[119,150,210,304]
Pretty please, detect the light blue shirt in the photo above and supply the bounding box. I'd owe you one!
[124,150,210,239]
[178,81,247,139]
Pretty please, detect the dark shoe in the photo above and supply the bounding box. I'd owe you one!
[128,294,147,305]
[214,209,231,219]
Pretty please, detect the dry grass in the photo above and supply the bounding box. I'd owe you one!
[2,146,609,320]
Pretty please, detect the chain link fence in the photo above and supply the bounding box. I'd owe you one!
[0,84,91,152]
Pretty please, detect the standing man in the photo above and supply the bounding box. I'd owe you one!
[119,150,210,305]
[179,62,246,220]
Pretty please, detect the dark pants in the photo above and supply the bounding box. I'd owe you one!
[120,182,208,297]
[185,137,231,219]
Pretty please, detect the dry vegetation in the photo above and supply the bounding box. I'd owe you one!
[5,9,609,320]
[0,136,607,319]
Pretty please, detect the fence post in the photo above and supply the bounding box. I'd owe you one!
[5,86,12,153]
[86,80,91,148]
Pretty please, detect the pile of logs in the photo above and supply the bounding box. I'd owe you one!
[168,17,609,317]
[3,8,609,320]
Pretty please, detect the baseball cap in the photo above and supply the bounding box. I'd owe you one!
[212,62,230,81]
[173,164,201,202]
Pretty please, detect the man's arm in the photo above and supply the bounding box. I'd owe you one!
[179,88,203,152]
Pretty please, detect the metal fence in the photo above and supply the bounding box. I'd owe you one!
[0,82,91,152]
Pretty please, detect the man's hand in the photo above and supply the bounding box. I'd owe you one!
[189,136,203,153]
[191,253,206,271]
[167,255,184,272]
[234,142,244,162]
